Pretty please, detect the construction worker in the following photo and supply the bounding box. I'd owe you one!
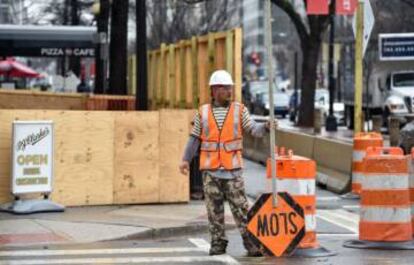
[179,70,276,256]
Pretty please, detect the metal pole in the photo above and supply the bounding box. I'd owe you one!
[326,0,337,131]
[294,52,298,122]
[265,0,277,207]
[354,0,364,133]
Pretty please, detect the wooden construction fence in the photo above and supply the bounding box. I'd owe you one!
[0,109,193,206]
[0,90,136,111]
[128,28,242,109]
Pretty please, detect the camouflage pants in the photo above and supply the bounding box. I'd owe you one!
[202,172,256,251]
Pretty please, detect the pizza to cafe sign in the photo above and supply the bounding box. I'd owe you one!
[246,192,305,257]
[40,48,95,57]
[12,121,54,195]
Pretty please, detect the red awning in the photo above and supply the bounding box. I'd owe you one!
[0,58,40,78]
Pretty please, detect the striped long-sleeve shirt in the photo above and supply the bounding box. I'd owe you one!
[183,102,267,179]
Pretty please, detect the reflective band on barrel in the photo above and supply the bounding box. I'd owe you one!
[233,103,240,139]
[363,174,409,190]
[305,214,316,231]
[353,150,366,162]
[352,172,364,184]
[275,179,315,195]
[360,207,411,223]
[201,105,209,138]
[232,153,239,168]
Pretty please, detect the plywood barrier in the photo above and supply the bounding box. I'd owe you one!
[0,109,191,206]
[0,90,87,110]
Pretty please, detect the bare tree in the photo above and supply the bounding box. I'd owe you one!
[271,0,330,127]
[146,0,238,49]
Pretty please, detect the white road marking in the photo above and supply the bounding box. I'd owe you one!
[317,209,359,234]
[317,233,357,237]
[0,247,204,257]
[0,238,240,265]
[316,196,339,201]
[188,238,210,251]
[0,256,239,265]
[189,238,240,265]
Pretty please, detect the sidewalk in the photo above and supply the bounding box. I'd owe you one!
[0,159,339,248]
[0,159,266,248]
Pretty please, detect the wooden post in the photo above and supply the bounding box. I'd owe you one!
[169,44,176,108]
[179,40,186,108]
[159,43,166,107]
[234,28,242,103]
[191,36,199,108]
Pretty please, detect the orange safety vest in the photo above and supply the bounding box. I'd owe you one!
[199,102,243,170]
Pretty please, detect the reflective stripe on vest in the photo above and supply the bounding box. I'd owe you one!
[199,103,243,170]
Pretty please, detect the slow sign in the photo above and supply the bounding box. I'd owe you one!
[246,192,305,257]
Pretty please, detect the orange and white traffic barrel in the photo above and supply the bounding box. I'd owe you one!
[266,151,318,249]
[352,132,383,195]
[409,148,414,236]
[360,146,412,242]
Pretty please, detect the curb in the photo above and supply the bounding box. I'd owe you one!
[104,223,238,242]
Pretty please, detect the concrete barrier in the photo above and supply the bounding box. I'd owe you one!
[243,128,352,194]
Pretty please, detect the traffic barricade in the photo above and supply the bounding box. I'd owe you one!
[348,132,383,198]
[266,150,334,256]
[409,148,414,236]
[344,147,414,249]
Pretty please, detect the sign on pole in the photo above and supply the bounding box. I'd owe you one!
[246,192,305,257]
[379,33,414,61]
[307,0,329,15]
[336,0,358,15]
[352,0,374,56]
[12,121,54,195]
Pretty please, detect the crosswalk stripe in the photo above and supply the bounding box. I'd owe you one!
[317,209,359,234]
[0,238,241,265]
[0,247,204,257]
[189,238,240,265]
[0,256,240,265]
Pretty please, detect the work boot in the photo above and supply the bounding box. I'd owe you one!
[209,240,227,256]
[242,235,263,257]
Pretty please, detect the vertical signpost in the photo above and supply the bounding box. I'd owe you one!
[245,1,305,257]
[354,0,364,133]
[265,0,277,207]
[0,121,64,214]
[353,0,374,133]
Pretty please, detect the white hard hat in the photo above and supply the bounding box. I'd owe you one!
[209,70,234,86]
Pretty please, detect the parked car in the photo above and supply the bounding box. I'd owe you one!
[252,89,290,118]
[289,89,345,124]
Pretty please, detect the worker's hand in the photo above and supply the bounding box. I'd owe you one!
[265,119,278,130]
[179,160,190,175]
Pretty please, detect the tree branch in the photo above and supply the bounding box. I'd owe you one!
[271,0,309,45]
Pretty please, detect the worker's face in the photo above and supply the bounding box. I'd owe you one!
[211,85,233,104]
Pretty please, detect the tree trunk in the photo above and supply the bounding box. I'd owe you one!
[298,35,322,127]
[109,0,129,95]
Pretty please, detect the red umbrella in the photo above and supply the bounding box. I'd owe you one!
[0,58,40,78]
